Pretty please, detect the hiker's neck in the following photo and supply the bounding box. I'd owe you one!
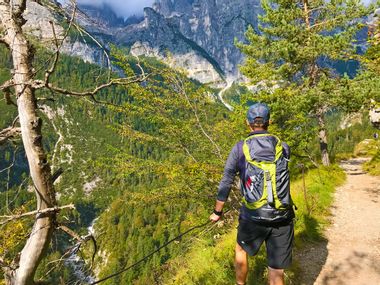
[250,126,268,132]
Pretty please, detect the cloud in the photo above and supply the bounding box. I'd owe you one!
[60,0,155,18]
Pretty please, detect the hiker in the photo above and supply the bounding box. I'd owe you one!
[209,103,295,285]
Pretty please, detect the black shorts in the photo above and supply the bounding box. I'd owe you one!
[237,219,294,269]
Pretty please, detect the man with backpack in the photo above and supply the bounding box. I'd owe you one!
[210,103,294,285]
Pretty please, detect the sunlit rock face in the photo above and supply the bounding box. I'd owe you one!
[24,0,263,85]
[23,1,106,65]
[80,0,262,84]
[152,0,262,77]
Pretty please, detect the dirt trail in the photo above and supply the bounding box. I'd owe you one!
[297,157,380,285]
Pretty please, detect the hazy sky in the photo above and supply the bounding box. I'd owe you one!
[61,0,376,19]
[61,0,155,18]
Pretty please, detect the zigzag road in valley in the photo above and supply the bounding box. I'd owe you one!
[217,80,234,111]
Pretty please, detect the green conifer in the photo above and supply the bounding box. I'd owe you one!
[238,0,375,165]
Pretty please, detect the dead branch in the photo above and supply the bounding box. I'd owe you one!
[0,126,21,145]
[167,73,223,161]
[57,224,83,242]
[34,74,149,97]
[1,177,28,212]
[44,3,77,86]
[58,224,98,269]
[0,146,18,176]
[0,204,75,225]
[133,54,146,78]
[43,21,60,86]
[0,256,14,271]
[1,79,14,90]
[303,148,320,168]
[11,116,19,128]
[43,0,112,77]
[3,83,17,107]
[37,244,74,281]
[308,16,345,31]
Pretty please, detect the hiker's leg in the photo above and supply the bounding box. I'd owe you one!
[268,267,284,285]
[235,243,248,285]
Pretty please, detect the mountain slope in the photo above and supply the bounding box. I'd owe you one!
[78,0,263,84]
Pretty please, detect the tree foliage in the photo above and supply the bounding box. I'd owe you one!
[237,0,376,165]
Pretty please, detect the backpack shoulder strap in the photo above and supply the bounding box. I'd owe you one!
[243,133,283,163]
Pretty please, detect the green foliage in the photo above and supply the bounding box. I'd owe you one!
[363,148,380,175]
[363,16,380,75]
[158,165,345,285]
[321,111,376,161]
[2,9,377,282]
[237,0,376,164]
[88,50,241,284]
[354,138,380,157]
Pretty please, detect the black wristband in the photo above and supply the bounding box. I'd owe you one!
[213,209,223,216]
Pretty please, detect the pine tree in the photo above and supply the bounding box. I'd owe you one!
[238,0,375,165]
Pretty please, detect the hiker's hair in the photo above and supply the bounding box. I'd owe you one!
[249,117,269,129]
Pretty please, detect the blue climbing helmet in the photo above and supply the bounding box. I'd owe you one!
[247,103,270,124]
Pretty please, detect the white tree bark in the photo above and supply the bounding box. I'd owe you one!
[0,1,57,284]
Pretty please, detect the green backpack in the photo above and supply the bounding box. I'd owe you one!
[241,133,292,212]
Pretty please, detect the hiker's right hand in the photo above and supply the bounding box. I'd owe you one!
[209,213,221,223]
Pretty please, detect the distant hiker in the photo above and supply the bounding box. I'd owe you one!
[210,103,294,285]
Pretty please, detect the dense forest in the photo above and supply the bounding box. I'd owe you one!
[1,0,380,284]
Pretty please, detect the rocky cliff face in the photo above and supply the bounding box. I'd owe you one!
[78,0,262,85]
[23,0,262,85]
[23,1,106,65]
[116,7,225,85]
[152,0,262,77]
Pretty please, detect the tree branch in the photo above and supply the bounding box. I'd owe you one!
[167,74,223,161]
[0,126,21,145]
[57,224,83,242]
[4,85,17,106]
[44,3,77,86]
[34,74,150,97]
[0,256,15,272]
[1,79,15,90]
[0,204,75,225]
[308,16,345,31]
[58,224,98,269]
[0,146,18,176]
[43,0,112,77]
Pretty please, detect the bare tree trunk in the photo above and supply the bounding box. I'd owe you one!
[0,1,57,284]
[317,111,330,166]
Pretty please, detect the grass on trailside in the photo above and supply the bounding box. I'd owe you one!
[157,165,346,285]
[363,150,380,175]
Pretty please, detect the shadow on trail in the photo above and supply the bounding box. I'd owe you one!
[319,251,380,285]
[294,215,328,285]
[245,215,329,285]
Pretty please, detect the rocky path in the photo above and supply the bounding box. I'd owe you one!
[297,157,380,285]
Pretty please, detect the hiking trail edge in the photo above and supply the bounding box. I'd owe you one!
[296,157,380,285]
